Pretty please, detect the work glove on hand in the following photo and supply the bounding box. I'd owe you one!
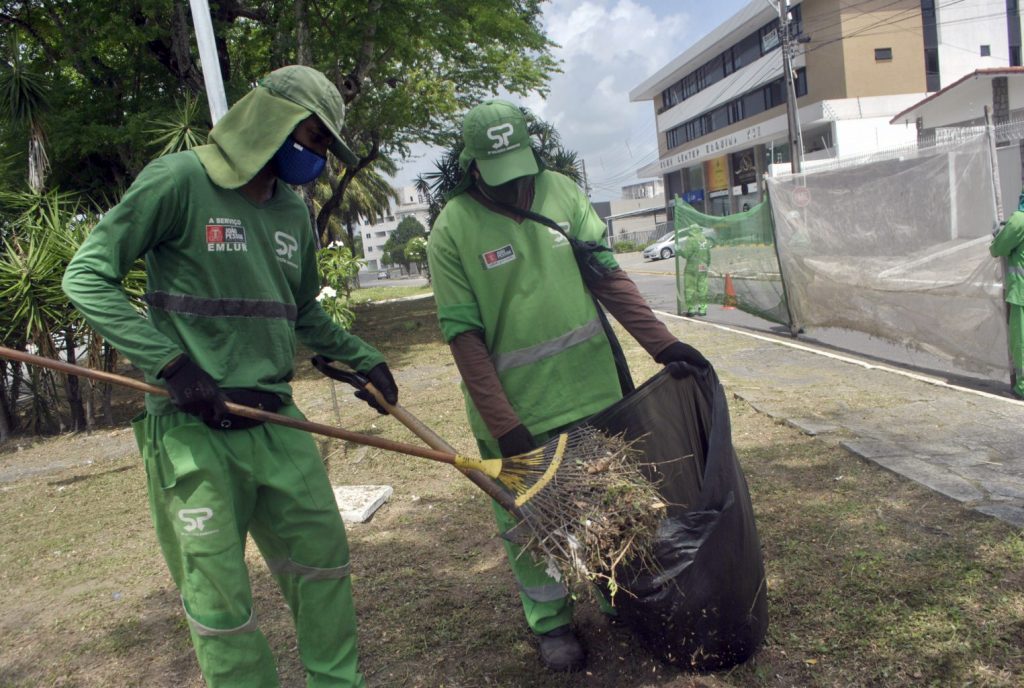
[497,424,537,458]
[159,355,228,426]
[655,340,710,379]
[355,362,399,414]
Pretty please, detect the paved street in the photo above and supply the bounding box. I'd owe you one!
[617,251,1024,528]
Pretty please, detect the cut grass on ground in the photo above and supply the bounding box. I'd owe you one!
[0,296,1021,687]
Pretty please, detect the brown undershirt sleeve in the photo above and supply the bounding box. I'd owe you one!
[449,330,522,440]
[589,269,679,358]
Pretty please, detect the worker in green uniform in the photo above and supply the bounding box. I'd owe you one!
[427,99,710,673]
[62,66,397,688]
[991,207,1024,399]
[682,223,714,317]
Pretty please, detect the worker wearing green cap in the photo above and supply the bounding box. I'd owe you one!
[991,198,1024,400]
[428,99,710,672]
[62,65,395,687]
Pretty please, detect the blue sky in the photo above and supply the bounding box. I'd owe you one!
[393,0,751,201]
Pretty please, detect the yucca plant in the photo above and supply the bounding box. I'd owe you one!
[0,42,51,193]
[0,189,145,434]
[146,93,209,157]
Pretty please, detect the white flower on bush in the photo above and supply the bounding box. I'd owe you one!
[316,285,338,302]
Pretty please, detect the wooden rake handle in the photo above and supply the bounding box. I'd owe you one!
[310,356,520,513]
[0,346,477,471]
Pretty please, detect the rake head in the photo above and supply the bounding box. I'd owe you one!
[496,425,666,601]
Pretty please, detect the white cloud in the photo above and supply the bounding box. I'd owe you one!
[530,0,693,198]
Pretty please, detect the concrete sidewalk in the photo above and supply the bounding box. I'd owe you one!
[655,311,1024,528]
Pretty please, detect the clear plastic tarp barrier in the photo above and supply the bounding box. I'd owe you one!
[766,135,1008,379]
[673,201,791,325]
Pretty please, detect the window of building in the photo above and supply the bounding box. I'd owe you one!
[980,44,991,56]
[658,8,801,113]
[875,47,893,61]
[663,68,808,150]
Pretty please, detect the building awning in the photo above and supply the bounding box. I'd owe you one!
[889,68,1024,128]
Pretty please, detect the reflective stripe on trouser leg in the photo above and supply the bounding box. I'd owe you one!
[132,412,277,688]
[248,408,365,688]
[1010,304,1024,397]
[478,434,573,636]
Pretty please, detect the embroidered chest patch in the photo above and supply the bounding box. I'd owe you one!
[481,244,516,269]
[206,218,248,253]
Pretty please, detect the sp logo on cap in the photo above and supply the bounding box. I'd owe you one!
[486,123,516,150]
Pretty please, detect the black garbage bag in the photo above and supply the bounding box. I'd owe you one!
[583,366,768,671]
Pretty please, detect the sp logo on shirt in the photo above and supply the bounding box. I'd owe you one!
[275,231,299,267]
[481,244,516,269]
[178,507,217,536]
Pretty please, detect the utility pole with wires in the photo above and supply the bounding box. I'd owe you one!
[771,0,805,173]
[580,158,592,198]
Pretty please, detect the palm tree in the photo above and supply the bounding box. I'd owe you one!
[0,42,50,192]
[315,157,399,249]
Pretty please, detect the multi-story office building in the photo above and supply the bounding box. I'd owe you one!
[630,0,1023,215]
[359,185,429,272]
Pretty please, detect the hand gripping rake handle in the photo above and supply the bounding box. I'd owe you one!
[0,346,506,482]
[310,356,521,514]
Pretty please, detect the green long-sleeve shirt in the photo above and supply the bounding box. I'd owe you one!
[63,151,383,414]
[991,210,1024,307]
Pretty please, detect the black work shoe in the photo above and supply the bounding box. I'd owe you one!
[537,626,586,672]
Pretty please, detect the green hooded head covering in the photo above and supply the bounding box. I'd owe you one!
[193,65,358,189]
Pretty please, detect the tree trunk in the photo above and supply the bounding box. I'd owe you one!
[102,343,114,425]
[64,329,86,432]
[0,361,11,442]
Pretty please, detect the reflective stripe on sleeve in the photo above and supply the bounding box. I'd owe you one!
[491,318,603,373]
[184,604,259,637]
[1008,266,1024,277]
[265,557,352,581]
[519,581,569,603]
[144,291,297,321]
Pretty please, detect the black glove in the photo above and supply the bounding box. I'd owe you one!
[655,340,710,379]
[159,355,228,426]
[354,362,398,415]
[497,424,537,458]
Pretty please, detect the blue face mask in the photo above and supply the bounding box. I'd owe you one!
[272,136,327,185]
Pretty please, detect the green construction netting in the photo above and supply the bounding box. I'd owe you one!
[672,200,791,325]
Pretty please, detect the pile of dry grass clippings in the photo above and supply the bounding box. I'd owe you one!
[511,426,666,603]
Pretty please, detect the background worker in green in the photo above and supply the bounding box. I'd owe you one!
[991,205,1024,399]
[62,65,398,688]
[681,222,713,317]
[427,99,710,673]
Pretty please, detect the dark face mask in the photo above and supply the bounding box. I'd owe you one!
[476,175,528,206]
[272,136,327,185]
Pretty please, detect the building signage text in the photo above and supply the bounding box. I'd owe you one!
[659,124,764,172]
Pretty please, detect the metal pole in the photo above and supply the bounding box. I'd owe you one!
[779,0,804,173]
[985,105,1014,390]
[188,0,229,124]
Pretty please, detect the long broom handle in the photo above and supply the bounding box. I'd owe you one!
[308,356,520,513]
[0,346,474,469]
[355,379,520,514]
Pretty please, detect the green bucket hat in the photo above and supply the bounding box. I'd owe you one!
[458,99,539,186]
[193,65,358,189]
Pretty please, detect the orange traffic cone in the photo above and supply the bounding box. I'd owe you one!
[723,273,737,310]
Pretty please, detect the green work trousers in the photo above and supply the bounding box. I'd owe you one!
[684,263,709,315]
[478,427,617,634]
[1011,303,1024,398]
[133,406,365,688]
[478,428,574,635]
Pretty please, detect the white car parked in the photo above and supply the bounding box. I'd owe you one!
[643,232,679,261]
